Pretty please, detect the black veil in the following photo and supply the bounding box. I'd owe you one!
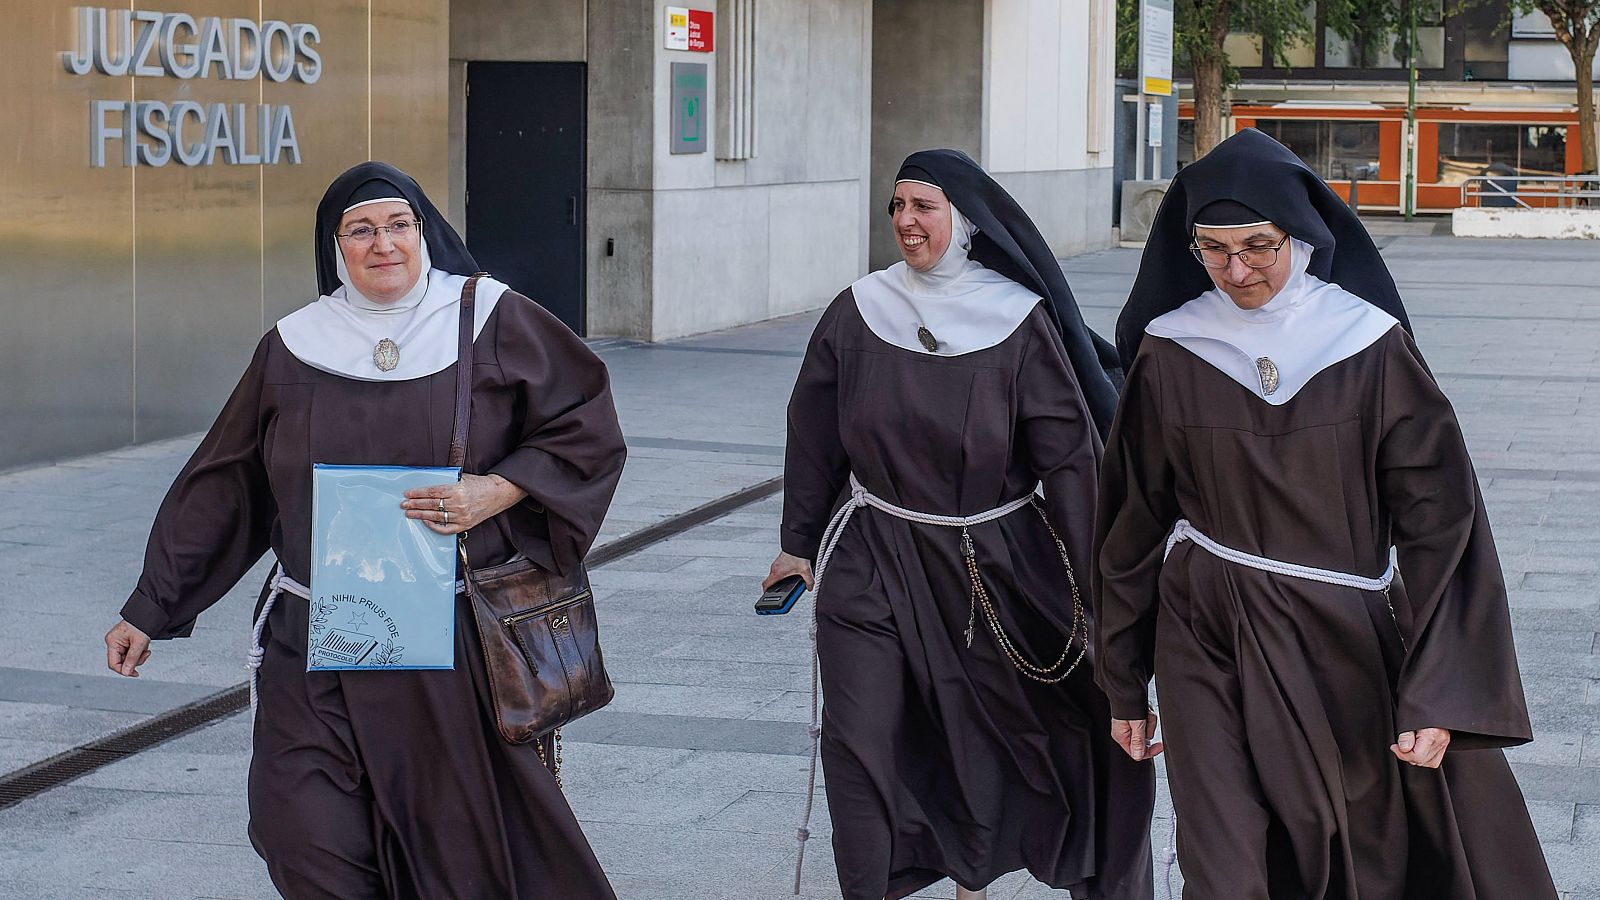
[896,149,1123,440]
[314,161,480,297]
[1115,129,1411,369]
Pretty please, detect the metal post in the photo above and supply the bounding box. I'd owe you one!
[1403,1,1419,220]
[1135,93,1147,181]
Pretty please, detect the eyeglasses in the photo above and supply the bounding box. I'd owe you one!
[1190,233,1288,269]
[337,217,422,246]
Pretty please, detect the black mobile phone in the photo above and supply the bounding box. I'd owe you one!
[755,574,808,615]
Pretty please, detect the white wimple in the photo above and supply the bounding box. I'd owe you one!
[791,474,1038,894]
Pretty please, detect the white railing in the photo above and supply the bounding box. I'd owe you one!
[1459,175,1600,210]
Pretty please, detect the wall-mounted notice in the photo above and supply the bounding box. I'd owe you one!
[665,7,690,50]
[665,7,713,52]
[687,9,713,51]
[670,62,707,154]
[1140,0,1174,97]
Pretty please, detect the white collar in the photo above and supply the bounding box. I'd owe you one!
[851,201,1040,356]
[1145,238,1398,404]
[277,269,511,381]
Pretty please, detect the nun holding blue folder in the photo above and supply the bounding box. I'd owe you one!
[104,162,626,899]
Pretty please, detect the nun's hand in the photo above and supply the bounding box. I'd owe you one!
[403,473,527,535]
[764,552,815,591]
[1391,727,1451,768]
[1112,713,1164,761]
[105,620,151,677]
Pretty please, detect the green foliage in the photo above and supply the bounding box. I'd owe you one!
[1116,0,1422,85]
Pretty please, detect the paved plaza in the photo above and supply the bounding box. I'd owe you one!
[1,230,1597,898]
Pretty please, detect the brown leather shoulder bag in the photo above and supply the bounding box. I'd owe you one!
[450,276,615,757]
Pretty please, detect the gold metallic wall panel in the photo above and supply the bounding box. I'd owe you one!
[263,0,371,326]
[371,0,450,202]
[132,0,267,441]
[1,2,449,468]
[0,0,136,468]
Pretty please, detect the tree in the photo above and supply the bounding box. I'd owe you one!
[1510,0,1600,173]
[1119,0,1403,156]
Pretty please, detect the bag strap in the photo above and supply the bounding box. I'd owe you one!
[448,274,489,471]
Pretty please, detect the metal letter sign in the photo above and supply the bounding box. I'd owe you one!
[670,62,707,154]
[1140,0,1174,97]
[63,6,317,166]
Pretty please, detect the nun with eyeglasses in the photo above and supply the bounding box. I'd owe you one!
[103,161,626,899]
[766,149,1155,900]
[1094,129,1555,898]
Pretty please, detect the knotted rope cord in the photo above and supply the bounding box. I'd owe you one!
[247,566,310,711]
[246,568,468,713]
[791,474,1087,893]
[1156,519,1397,897]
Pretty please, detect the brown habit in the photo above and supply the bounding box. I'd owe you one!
[120,292,625,899]
[783,292,1155,900]
[1094,327,1556,899]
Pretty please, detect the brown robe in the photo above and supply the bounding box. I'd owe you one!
[120,292,625,899]
[1093,326,1556,899]
[782,291,1156,900]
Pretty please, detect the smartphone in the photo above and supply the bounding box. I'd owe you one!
[755,574,808,616]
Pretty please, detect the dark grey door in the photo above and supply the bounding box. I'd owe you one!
[467,62,586,334]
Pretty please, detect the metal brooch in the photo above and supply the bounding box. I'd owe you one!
[1256,356,1280,395]
[373,338,400,372]
[916,326,939,353]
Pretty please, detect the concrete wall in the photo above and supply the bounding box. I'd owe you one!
[646,0,872,339]
[868,0,986,269]
[581,0,873,340]
[1454,207,1600,239]
[982,0,1117,257]
[451,0,587,61]
[867,0,1117,270]
[0,0,449,471]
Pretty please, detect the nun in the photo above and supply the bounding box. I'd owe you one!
[1093,129,1555,898]
[766,149,1155,900]
[102,162,626,899]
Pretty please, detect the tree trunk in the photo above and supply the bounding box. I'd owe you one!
[1577,37,1598,175]
[1193,55,1226,156]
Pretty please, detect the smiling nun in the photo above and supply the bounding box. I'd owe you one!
[1093,129,1555,898]
[765,149,1154,900]
[104,161,626,899]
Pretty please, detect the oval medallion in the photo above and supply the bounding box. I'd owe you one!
[916,326,939,353]
[1256,356,1280,396]
[373,338,401,372]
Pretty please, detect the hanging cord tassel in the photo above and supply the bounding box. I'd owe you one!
[1162,809,1179,900]
[793,492,861,894]
[246,566,311,712]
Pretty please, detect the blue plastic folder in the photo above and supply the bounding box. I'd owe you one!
[308,465,461,671]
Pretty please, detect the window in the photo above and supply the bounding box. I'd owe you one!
[1255,119,1383,180]
[1435,124,1568,183]
[1226,32,1265,67]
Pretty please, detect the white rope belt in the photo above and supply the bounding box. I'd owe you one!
[1164,519,1395,593]
[246,566,467,711]
[792,474,1039,894]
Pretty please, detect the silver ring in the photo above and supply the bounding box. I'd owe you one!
[443,511,451,525]
[436,499,446,512]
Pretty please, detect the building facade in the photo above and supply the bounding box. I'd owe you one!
[1,0,1117,470]
[1175,0,1596,212]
